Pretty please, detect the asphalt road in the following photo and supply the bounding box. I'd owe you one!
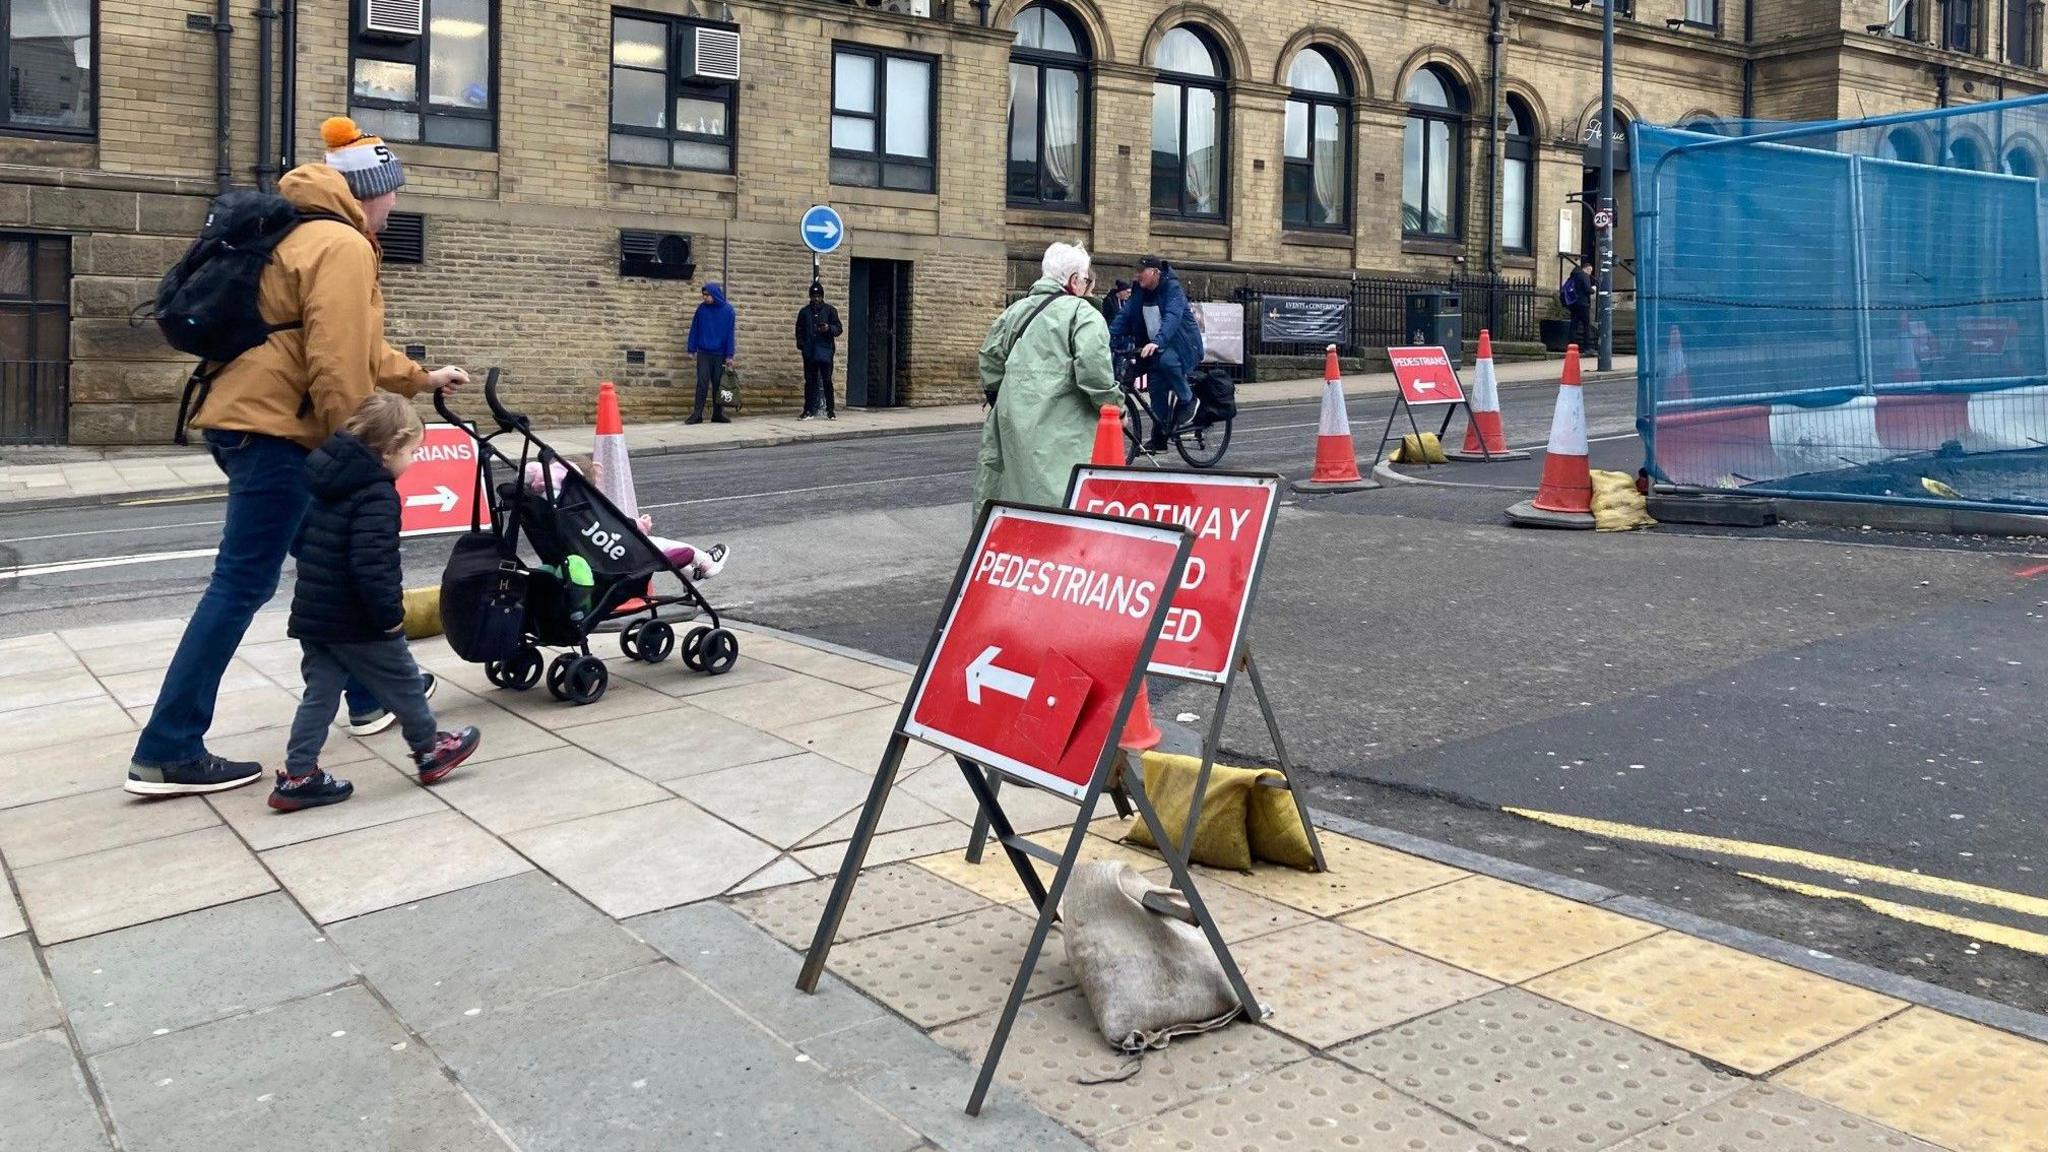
[4,374,2044,1013]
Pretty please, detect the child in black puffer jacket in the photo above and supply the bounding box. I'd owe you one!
[273,393,481,810]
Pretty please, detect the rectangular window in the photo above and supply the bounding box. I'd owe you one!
[1943,0,1983,52]
[831,46,936,193]
[1684,0,1718,26]
[608,11,737,172]
[2009,0,2040,66]
[351,0,495,149]
[3,0,92,135]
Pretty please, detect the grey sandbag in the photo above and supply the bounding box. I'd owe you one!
[1062,860,1242,1053]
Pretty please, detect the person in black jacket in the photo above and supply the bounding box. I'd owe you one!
[795,281,844,420]
[273,393,481,810]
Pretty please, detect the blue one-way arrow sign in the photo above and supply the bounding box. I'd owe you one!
[800,204,845,255]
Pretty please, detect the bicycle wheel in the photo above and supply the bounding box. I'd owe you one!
[1175,417,1233,468]
[1122,398,1143,464]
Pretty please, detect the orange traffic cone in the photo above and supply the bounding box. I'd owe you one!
[1292,345,1376,493]
[1092,403,1125,468]
[1083,405,1162,749]
[592,381,639,521]
[1506,346,1596,529]
[1448,330,1528,462]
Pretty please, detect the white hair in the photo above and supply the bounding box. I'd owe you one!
[1041,241,1092,287]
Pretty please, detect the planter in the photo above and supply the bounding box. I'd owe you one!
[1539,318,1572,353]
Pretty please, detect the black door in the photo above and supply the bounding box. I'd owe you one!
[0,234,69,444]
[847,258,909,408]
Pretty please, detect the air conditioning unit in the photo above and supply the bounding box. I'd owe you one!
[360,0,424,39]
[682,27,741,81]
[620,231,696,281]
[862,0,933,16]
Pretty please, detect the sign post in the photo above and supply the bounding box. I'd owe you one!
[963,469,1325,872]
[397,424,490,536]
[1373,345,1471,471]
[797,503,1261,1116]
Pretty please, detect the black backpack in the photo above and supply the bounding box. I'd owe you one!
[151,190,342,444]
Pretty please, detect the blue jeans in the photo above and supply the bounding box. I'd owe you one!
[1146,362,1194,436]
[133,430,378,766]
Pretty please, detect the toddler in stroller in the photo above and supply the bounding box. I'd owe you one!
[524,456,730,584]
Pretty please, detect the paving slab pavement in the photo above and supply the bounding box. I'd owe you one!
[0,601,2040,1152]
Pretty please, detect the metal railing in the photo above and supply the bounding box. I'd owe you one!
[1237,272,1541,356]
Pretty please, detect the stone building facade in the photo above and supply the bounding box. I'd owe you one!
[0,0,2039,443]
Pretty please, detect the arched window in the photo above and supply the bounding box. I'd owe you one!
[1403,66,1466,239]
[1947,136,1985,170]
[1283,48,1350,230]
[1007,4,1090,208]
[1151,26,1227,220]
[1502,96,1536,253]
[1877,128,1925,164]
[2004,145,2039,177]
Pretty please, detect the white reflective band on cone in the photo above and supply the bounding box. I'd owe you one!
[1472,354,1500,414]
[1548,384,1588,457]
[594,434,639,521]
[1318,379,1352,436]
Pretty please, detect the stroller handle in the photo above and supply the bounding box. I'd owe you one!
[483,367,529,432]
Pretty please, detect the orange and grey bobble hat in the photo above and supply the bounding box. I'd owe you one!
[320,116,406,200]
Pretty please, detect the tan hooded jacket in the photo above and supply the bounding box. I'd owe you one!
[188,164,429,449]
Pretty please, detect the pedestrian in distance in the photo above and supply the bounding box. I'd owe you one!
[687,282,738,425]
[973,242,1119,515]
[795,280,844,421]
[1110,255,1203,452]
[271,393,482,810]
[1563,257,1596,349]
[126,114,467,799]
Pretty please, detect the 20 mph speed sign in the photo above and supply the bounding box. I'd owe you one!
[903,505,1191,800]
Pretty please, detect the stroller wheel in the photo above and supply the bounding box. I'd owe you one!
[636,620,675,664]
[546,653,577,701]
[681,626,711,672]
[565,655,609,705]
[620,620,644,660]
[703,628,740,676]
[508,645,544,691]
[484,658,512,689]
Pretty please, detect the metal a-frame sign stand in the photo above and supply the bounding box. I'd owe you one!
[1369,345,1475,472]
[796,502,1263,1116]
[965,467,1326,874]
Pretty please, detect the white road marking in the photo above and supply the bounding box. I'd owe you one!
[0,547,220,581]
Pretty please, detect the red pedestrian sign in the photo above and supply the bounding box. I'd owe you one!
[902,505,1191,800]
[398,423,489,537]
[1066,468,1280,685]
[1388,346,1467,405]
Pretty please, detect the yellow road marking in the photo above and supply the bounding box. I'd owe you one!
[1741,872,2048,957]
[1503,807,2048,921]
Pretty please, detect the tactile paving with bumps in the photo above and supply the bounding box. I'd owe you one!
[930,989,1310,1137]
[1093,1058,1516,1152]
[1333,988,1743,1152]
[726,862,988,947]
[826,904,1073,1028]
[1342,875,1664,983]
[1232,920,1500,1049]
[1204,831,1468,918]
[1774,1006,2048,1152]
[1524,933,1905,1076]
[1613,1084,1942,1151]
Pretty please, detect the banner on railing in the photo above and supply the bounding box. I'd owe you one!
[1194,302,1244,365]
[1261,296,1348,345]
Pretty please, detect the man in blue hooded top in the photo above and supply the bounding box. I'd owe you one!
[1110,255,1203,451]
[687,282,737,424]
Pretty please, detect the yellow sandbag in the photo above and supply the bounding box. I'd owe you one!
[1590,469,1656,533]
[1389,432,1448,464]
[401,586,443,640]
[1122,751,1318,872]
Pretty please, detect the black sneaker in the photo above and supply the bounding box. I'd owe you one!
[412,727,481,784]
[1143,436,1168,453]
[685,414,704,426]
[711,412,732,424]
[826,410,837,420]
[799,411,815,421]
[268,770,354,811]
[125,754,265,797]
[346,673,438,737]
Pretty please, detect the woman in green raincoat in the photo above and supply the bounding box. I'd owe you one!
[973,242,1121,515]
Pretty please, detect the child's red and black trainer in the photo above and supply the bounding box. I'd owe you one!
[412,727,480,784]
[268,769,355,811]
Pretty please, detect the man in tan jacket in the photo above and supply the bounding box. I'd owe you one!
[128,116,469,797]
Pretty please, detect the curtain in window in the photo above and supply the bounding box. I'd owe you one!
[1184,87,1219,214]
[1042,67,1081,197]
[1311,105,1341,225]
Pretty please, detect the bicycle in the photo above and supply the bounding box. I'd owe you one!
[1117,357,1233,468]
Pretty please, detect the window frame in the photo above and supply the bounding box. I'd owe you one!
[349,0,499,151]
[606,9,738,174]
[1502,96,1536,254]
[1149,26,1229,222]
[1942,0,1985,52]
[1682,0,1720,29]
[0,0,95,139]
[1403,67,1466,242]
[830,43,939,194]
[1281,47,1351,233]
[1006,3,1091,210]
[2008,0,2042,66]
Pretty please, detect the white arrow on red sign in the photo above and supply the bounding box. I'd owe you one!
[405,485,459,513]
[965,645,1031,705]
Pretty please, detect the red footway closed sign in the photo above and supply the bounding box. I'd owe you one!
[903,505,1191,800]
[398,424,489,536]
[1066,468,1280,684]
[1388,345,1467,405]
